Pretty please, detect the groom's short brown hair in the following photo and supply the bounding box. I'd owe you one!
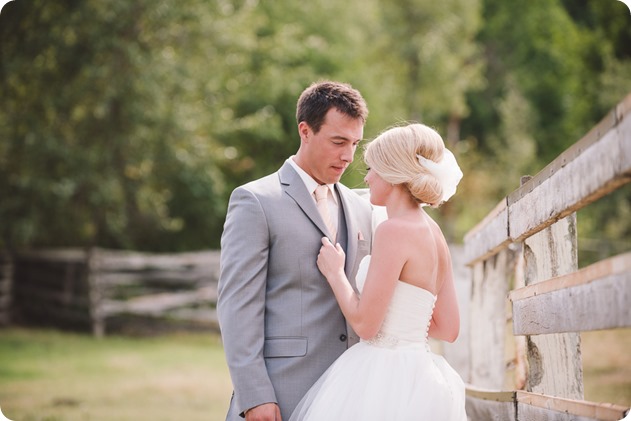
[296,81,368,134]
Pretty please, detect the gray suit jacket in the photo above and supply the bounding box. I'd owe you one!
[217,161,372,420]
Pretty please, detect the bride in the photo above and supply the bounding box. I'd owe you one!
[290,123,466,420]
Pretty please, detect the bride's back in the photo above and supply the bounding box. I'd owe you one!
[396,211,450,295]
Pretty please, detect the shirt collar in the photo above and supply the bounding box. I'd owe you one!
[287,156,338,204]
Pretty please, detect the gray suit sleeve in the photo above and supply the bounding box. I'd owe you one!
[217,187,277,415]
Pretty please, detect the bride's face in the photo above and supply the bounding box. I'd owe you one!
[364,168,391,206]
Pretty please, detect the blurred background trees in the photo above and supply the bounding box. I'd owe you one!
[1,0,630,252]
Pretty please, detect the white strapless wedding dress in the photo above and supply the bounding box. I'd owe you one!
[290,256,466,420]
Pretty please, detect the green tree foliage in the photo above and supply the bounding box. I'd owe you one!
[360,0,486,241]
[374,0,485,142]
[0,0,629,251]
[466,0,588,167]
[462,0,630,211]
[0,0,229,250]
[208,1,387,192]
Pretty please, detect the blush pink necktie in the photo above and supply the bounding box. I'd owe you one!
[314,185,337,243]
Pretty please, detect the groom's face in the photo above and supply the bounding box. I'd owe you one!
[298,108,364,185]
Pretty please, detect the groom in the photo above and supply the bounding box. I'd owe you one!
[217,81,373,421]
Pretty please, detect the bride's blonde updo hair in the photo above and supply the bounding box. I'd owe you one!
[364,123,445,207]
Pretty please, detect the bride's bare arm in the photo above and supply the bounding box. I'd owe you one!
[428,238,460,342]
[317,222,403,339]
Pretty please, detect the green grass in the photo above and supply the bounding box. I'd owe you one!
[0,328,232,421]
[0,327,628,421]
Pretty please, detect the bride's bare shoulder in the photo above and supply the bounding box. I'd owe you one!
[375,217,426,237]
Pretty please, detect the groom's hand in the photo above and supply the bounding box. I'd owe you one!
[245,402,282,421]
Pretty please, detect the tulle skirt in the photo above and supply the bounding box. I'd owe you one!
[290,341,466,421]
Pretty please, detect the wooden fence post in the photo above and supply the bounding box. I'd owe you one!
[442,244,471,381]
[521,214,584,399]
[86,247,105,338]
[469,247,518,389]
[0,251,13,326]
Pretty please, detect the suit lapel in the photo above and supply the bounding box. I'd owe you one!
[279,162,330,238]
[336,184,359,278]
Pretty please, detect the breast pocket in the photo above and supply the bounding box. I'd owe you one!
[263,337,308,358]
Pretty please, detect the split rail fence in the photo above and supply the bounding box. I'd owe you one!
[10,248,221,336]
[461,93,631,420]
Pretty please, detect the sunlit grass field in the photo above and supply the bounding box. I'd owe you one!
[0,327,629,420]
[580,328,631,408]
[0,328,232,421]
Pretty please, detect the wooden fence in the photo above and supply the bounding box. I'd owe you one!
[10,248,221,336]
[0,251,12,326]
[461,93,631,420]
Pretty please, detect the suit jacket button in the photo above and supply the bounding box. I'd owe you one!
[339,334,347,342]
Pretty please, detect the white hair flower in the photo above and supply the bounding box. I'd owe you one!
[416,149,463,203]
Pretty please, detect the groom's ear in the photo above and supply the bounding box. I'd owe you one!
[298,121,312,142]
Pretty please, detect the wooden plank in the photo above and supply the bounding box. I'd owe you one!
[465,386,516,421]
[101,285,217,317]
[15,248,222,273]
[511,252,631,335]
[466,386,516,402]
[517,404,612,421]
[466,398,516,421]
[512,272,631,335]
[508,98,631,242]
[97,271,211,287]
[619,95,631,180]
[463,198,511,266]
[469,248,517,389]
[168,308,219,330]
[16,249,87,263]
[516,391,629,421]
[510,252,631,301]
[522,217,583,399]
[95,249,221,272]
[464,387,629,421]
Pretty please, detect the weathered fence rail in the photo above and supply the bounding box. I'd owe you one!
[462,93,631,420]
[10,248,221,336]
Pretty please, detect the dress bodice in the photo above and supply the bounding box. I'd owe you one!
[356,255,436,348]
[290,255,467,421]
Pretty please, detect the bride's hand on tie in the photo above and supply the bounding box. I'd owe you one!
[316,237,346,281]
